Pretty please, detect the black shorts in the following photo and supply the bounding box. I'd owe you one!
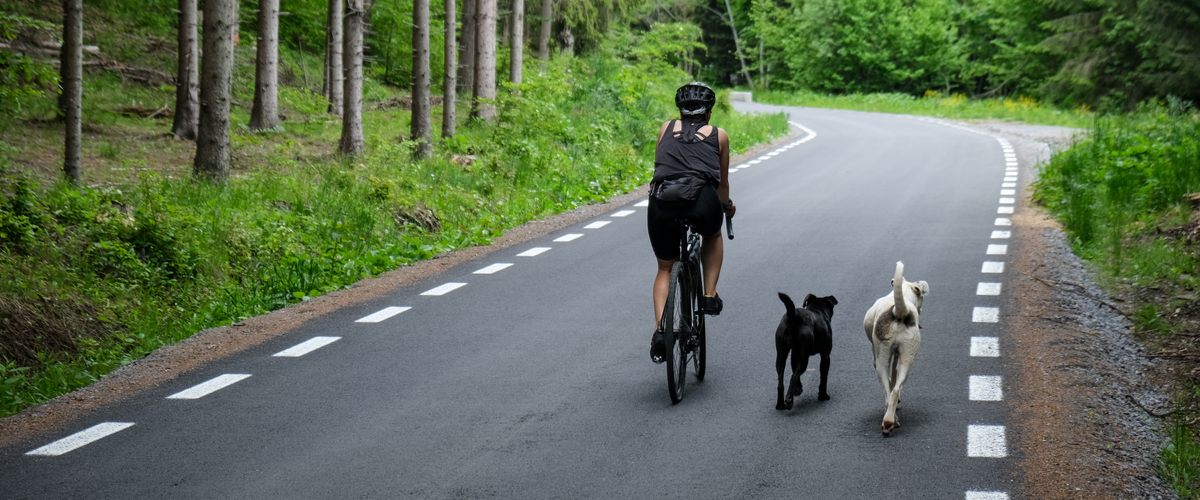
[646,185,723,261]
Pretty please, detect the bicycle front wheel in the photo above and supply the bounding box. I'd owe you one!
[664,261,689,403]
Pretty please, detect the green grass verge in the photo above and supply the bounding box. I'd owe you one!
[754,90,1094,128]
[0,53,790,418]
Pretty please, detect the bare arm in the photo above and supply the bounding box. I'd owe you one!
[718,129,735,217]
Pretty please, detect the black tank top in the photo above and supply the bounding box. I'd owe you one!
[653,119,720,185]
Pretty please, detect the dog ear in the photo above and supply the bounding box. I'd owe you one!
[827,296,838,305]
[803,293,817,308]
[912,282,929,296]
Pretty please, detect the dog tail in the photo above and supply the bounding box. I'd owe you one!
[778,292,797,320]
[892,261,909,321]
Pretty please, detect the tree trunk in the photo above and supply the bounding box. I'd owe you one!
[249,0,280,130]
[194,0,236,182]
[460,0,477,97]
[325,0,343,117]
[442,0,456,138]
[61,0,82,184]
[412,0,432,158]
[172,0,200,140]
[509,0,523,84]
[558,25,573,55]
[537,0,551,60]
[339,0,365,156]
[471,0,497,120]
[722,0,754,90]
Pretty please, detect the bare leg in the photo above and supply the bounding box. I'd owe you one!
[700,232,723,296]
[653,258,676,325]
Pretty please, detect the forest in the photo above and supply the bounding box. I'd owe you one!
[2,0,1200,493]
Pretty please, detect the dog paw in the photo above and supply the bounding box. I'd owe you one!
[818,393,830,401]
[776,402,787,410]
[784,400,794,410]
[881,419,896,436]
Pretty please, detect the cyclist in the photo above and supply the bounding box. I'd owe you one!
[648,82,736,363]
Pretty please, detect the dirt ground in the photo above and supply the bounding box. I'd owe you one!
[0,119,1184,498]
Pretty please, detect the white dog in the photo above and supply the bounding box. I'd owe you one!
[862,261,929,436]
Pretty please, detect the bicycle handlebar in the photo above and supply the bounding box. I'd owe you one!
[725,215,734,240]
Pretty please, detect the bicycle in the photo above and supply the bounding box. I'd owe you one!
[660,215,733,403]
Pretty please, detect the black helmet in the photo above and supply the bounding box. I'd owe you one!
[675,82,716,116]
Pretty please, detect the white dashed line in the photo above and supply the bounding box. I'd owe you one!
[1004,176,1017,181]
[553,234,583,242]
[1000,189,1015,196]
[966,491,1010,500]
[474,263,514,274]
[728,169,739,174]
[517,247,551,256]
[987,244,1007,255]
[274,336,341,357]
[997,207,1013,214]
[747,160,761,165]
[976,283,1002,295]
[971,337,1000,357]
[421,282,467,295]
[967,425,1008,457]
[584,221,610,229]
[999,197,1015,204]
[767,152,780,156]
[356,306,412,323]
[735,164,749,169]
[757,156,771,161]
[969,375,1003,401]
[1005,162,1018,166]
[26,422,136,456]
[994,218,1011,226]
[981,261,1005,273]
[973,307,1000,323]
[611,210,635,217]
[634,200,649,207]
[1002,183,1016,188]
[991,231,1011,239]
[166,374,252,399]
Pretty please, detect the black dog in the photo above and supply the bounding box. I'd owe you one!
[775,292,837,410]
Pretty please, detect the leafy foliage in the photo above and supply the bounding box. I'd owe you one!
[0,13,58,120]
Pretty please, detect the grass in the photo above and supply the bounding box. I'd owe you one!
[0,44,789,418]
[754,89,1094,128]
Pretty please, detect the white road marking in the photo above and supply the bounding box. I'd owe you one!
[355,306,412,323]
[966,491,1010,500]
[1000,189,1015,196]
[757,156,771,161]
[973,307,1000,323]
[611,210,635,217]
[728,169,739,174]
[634,200,649,207]
[971,337,1000,357]
[967,425,1008,457]
[747,160,761,165]
[274,336,340,357]
[767,152,780,156]
[997,207,1013,214]
[1006,162,1018,167]
[517,247,553,257]
[166,374,252,399]
[1002,182,1016,188]
[1004,176,1017,181]
[994,218,1012,226]
[991,231,1011,239]
[26,422,136,456]
[735,164,749,169]
[421,282,467,295]
[584,221,610,229]
[999,197,1015,204]
[987,244,1007,255]
[474,263,514,274]
[969,375,1003,401]
[976,283,1002,295]
[553,234,583,242]
[982,261,1005,273]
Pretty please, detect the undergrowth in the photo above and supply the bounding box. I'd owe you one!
[755,89,1093,128]
[1032,101,1200,497]
[0,48,789,417]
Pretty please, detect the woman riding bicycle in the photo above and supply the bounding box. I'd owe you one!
[648,82,736,363]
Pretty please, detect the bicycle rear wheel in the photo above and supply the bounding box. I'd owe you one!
[664,261,689,403]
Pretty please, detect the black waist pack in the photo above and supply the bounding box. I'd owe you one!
[650,173,710,208]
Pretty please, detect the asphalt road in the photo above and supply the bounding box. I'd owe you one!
[2,103,1021,499]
